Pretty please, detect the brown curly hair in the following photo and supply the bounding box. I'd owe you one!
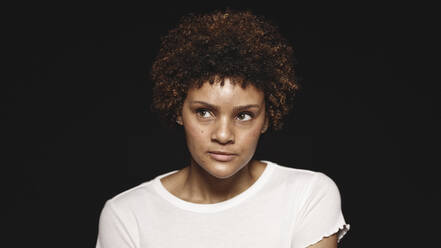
[150,9,299,131]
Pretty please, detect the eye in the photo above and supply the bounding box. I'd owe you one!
[236,112,254,121]
[196,109,213,119]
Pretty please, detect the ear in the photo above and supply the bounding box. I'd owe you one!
[176,114,183,125]
[261,114,269,133]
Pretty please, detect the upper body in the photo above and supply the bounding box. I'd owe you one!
[95,160,350,248]
[96,9,350,248]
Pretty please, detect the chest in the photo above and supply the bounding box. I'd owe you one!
[137,201,295,248]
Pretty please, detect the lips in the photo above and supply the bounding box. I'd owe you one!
[208,151,237,162]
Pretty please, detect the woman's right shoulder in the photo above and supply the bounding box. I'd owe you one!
[104,179,156,209]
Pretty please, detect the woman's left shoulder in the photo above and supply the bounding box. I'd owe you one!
[311,171,339,189]
[304,171,343,206]
[272,161,336,186]
[268,162,340,196]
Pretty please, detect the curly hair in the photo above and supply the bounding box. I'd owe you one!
[150,9,299,131]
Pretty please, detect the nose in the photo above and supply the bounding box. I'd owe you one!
[211,116,235,145]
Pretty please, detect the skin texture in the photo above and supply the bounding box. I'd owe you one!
[308,234,338,248]
[160,77,338,247]
[163,77,268,204]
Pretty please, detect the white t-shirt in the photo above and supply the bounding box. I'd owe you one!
[96,160,350,248]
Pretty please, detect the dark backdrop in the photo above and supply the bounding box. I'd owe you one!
[5,2,439,247]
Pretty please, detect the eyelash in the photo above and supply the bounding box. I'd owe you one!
[196,109,210,118]
[196,109,254,121]
[237,112,254,121]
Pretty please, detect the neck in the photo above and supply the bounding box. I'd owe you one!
[181,159,258,204]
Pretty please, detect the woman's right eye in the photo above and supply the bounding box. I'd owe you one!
[196,109,213,119]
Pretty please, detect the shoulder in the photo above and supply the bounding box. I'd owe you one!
[268,161,340,200]
[270,161,317,181]
[308,171,340,194]
[301,171,342,212]
[104,180,155,212]
[98,180,155,233]
[271,161,335,188]
[97,183,151,248]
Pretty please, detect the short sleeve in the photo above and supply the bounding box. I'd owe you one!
[95,200,139,248]
[291,172,350,248]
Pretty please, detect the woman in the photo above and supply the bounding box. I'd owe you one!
[96,9,350,248]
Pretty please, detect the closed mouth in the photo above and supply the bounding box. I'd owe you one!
[208,151,236,155]
[208,151,237,162]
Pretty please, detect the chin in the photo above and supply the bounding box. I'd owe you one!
[203,159,248,179]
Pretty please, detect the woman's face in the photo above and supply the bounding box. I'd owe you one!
[177,78,268,179]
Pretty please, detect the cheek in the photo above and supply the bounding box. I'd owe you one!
[251,125,262,136]
[184,123,207,147]
[240,125,262,146]
[248,120,264,137]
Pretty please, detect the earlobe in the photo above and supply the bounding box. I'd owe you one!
[261,116,269,133]
[176,115,183,125]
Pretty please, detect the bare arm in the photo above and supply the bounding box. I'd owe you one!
[307,233,338,248]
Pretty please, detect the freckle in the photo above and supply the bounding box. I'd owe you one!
[201,130,204,134]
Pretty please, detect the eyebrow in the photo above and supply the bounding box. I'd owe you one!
[190,101,261,112]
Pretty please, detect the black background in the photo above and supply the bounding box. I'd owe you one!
[5,1,439,247]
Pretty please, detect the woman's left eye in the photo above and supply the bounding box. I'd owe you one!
[236,112,253,121]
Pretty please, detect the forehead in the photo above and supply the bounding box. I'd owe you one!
[186,78,264,105]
